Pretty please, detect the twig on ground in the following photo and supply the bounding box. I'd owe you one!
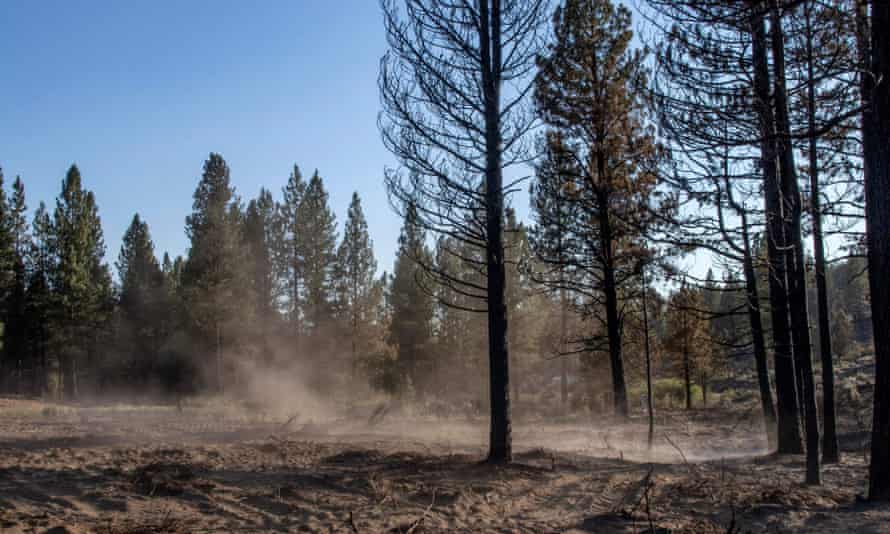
[279,412,300,431]
[405,488,437,534]
[725,502,738,534]
[663,433,689,466]
[348,510,360,533]
[613,465,654,515]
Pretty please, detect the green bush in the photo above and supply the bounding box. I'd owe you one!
[629,378,703,409]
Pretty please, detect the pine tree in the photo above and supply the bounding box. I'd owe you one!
[244,188,278,364]
[530,132,579,412]
[504,208,534,406]
[0,168,15,305]
[534,0,663,418]
[117,214,166,382]
[181,153,247,392]
[26,203,53,395]
[334,192,378,374]
[388,205,434,398]
[0,168,13,391]
[276,165,307,329]
[864,0,890,502]
[1,174,29,393]
[50,165,113,399]
[664,283,711,410]
[5,176,29,393]
[297,171,337,335]
[380,0,548,462]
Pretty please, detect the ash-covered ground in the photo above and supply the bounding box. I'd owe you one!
[0,397,887,533]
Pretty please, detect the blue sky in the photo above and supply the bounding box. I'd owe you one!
[0,1,426,276]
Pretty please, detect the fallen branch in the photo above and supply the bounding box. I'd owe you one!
[279,412,300,431]
[348,510,360,533]
[406,488,437,534]
[663,433,689,466]
[612,465,654,515]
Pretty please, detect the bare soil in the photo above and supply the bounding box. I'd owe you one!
[0,397,887,533]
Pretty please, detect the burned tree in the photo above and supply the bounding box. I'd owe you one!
[532,0,663,419]
[863,0,890,502]
[379,0,549,463]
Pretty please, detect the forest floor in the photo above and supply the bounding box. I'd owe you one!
[0,396,887,533]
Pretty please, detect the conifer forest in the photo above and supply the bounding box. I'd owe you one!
[2,0,890,531]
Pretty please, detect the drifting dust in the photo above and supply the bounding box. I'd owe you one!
[0,395,884,533]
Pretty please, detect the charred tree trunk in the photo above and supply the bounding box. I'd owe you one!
[749,5,803,455]
[701,371,708,408]
[683,345,692,411]
[596,161,628,419]
[741,209,778,447]
[480,0,512,464]
[62,351,78,401]
[864,0,890,502]
[642,265,654,449]
[803,1,839,465]
[560,288,568,413]
[769,0,821,485]
[215,319,223,394]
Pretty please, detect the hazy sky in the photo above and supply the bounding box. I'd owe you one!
[1,0,438,276]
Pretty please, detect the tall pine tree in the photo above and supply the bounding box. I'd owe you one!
[50,165,113,399]
[181,154,247,392]
[388,205,434,398]
[334,192,378,373]
[117,214,166,382]
[297,171,337,335]
[534,0,663,418]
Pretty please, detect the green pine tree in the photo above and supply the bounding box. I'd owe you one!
[334,192,378,374]
[25,203,53,395]
[388,204,434,398]
[181,153,248,392]
[297,171,337,334]
[117,214,166,383]
[244,188,278,363]
[276,165,307,329]
[50,165,113,399]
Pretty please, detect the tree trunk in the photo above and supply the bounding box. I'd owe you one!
[769,0,821,485]
[803,0,839,465]
[741,211,778,447]
[683,346,692,411]
[216,319,223,394]
[642,265,654,449]
[864,0,890,502]
[701,371,708,408]
[748,5,803,455]
[480,0,512,464]
[596,169,628,419]
[560,287,568,413]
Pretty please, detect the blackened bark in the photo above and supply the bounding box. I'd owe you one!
[62,352,78,401]
[480,0,512,464]
[769,0,820,484]
[741,211,778,447]
[865,0,890,502]
[803,1,839,464]
[560,287,568,412]
[642,265,654,449]
[749,5,803,454]
[683,345,692,411]
[596,176,628,418]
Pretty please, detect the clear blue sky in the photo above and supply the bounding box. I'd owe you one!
[0,0,421,276]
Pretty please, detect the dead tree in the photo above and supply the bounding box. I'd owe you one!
[863,0,890,502]
[379,0,549,463]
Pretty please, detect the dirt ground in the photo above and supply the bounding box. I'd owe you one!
[0,397,887,533]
